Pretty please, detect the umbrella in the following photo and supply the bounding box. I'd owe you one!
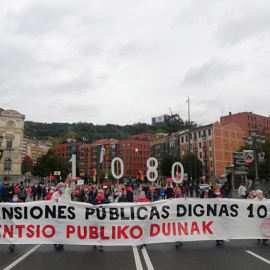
[167,177,181,182]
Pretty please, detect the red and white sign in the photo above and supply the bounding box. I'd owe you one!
[1,199,269,245]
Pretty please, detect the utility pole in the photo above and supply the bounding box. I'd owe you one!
[187,97,192,183]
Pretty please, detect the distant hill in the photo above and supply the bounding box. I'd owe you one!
[24,117,193,141]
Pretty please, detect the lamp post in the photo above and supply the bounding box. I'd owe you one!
[0,134,4,146]
[243,129,266,189]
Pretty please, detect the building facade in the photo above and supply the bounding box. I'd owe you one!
[179,122,245,182]
[0,109,25,182]
[53,137,151,182]
[220,112,270,137]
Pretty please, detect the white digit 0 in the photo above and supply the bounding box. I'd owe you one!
[171,162,184,184]
[147,157,158,182]
[111,157,124,179]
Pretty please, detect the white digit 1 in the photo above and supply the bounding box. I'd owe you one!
[147,157,158,182]
[111,157,124,179]
[171,162,184,184]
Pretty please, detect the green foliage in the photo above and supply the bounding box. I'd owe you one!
[24,116,196,140]
[160,155,181,177]
[21,155,33,174]
[32,149,69,178]
[98,169,113,182]
[181,153,203,180]
[239,139,270,180]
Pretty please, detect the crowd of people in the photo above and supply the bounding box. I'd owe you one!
[0,180,268,251]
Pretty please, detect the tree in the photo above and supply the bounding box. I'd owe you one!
[181,153,203,181]
[32,149,69,179]
[160,155,181,177]
[21,155,33,174]
[98,169,113,183]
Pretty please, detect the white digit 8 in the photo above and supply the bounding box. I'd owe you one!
[111,157,124,179]
[146,157,158,182]
[171,162,184,184]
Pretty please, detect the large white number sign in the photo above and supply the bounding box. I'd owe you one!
[111,157,124,179]
[171,162,184,184]
[146,157,158,182]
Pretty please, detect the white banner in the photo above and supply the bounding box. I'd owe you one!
[1,199,270,245]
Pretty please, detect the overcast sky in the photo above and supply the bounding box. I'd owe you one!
[1,0,270,126]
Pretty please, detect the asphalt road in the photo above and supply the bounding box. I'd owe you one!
[1,239,270,270]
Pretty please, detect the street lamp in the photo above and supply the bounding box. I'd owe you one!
[0,134,4,146]
[243,129,266,189]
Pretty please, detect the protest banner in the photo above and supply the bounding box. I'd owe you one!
[1,199,270,245]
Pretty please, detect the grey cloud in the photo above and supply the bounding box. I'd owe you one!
[214,4,270,45]
[181,58,243,86]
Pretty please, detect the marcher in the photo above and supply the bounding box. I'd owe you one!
[135,191,150,203]
[211,185,223,246]
[51,180,75,249]
[146,185,158,202]
[9,194,21,251]
[46,187,56,200]
[126,185,134,202]
[32,185,37,201]
[118,189,128,202]
[18,182,27,202]
[166,184,174,199]
[92,189,110,251]
[238,183,247,199]
[255,190,269,245]
[221,182,231,198]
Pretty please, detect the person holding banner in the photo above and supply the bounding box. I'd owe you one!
[255,190,269,245]
[51,180,75,249]
[92,189,110,251]
[9,194,21,251]
[238,183,247,199]
[135,191,150,203]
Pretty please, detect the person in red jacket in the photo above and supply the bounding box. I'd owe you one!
[45,187,56,200]
[135,191,150,203]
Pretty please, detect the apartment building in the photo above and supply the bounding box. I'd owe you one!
[53,137,151,181]
[220,112,270,137]
[179,122,245,181]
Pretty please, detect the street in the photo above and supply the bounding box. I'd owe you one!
[1,239,270,270]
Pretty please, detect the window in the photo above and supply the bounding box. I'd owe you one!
[208,129,211,136]
[127,143,131,147]
[127,163,131,168]
[119,150,124,155]
[126,156,131,161]
[199,152,202,158]
[210,151,212,157]
[194,133,197,139]
[6,139,13,150]
[209,141,211,147]
[199,132,201,138]
[126,150,132,154]
[119,144,125,148]
[4,158,11,170]
[199,142,201,148]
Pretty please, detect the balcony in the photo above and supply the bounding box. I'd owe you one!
[202,134,207,140]
[193,147,198,152]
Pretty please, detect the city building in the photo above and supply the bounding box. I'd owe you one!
[53,137,151,182]
[151,114,170,125]
[0,109,25,182]
[220,111,270,137]
[22,137,50,163]
[151,133,180,170]
[179,122,245,184]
